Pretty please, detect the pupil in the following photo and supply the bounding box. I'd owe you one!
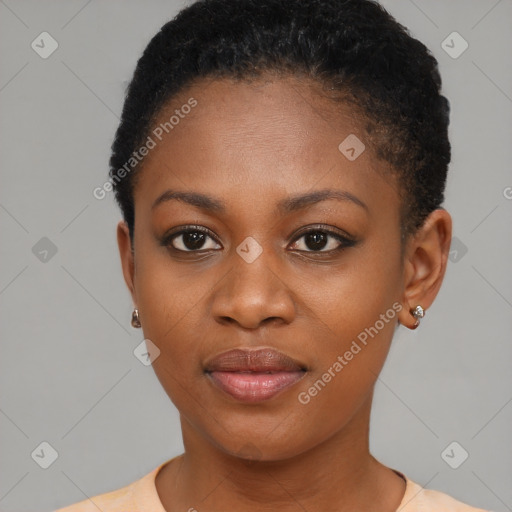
[184,231,205,250]
[306,232,327,251]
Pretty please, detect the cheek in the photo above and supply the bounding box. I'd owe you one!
[288,308,399,455]
[293,238,402,344]
[134,239,212,329]
[298,315,398,399]
[291,240,402,413]
[133,249,225,384]
[134,261,208,412]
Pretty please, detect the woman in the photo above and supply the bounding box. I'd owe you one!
[56,0,488,510]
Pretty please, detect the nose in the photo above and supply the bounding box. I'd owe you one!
[211,246,296,330]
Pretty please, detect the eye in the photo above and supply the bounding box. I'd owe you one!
[288,225,357,253]
[163,226,222,252]
[162,224,356,254]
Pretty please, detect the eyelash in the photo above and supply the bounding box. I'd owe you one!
[161,224,357,255]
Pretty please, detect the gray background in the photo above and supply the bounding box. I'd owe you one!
[0,0,511,511]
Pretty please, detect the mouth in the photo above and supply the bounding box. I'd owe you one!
[204,348,307,403]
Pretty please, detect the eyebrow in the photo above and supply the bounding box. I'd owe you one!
[151,188,368,214]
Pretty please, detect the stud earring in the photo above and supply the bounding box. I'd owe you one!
[410,305,425,329]
[131,308,141,328]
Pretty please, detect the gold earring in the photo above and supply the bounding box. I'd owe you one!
[131,308,141,328]
[410,305,425,329]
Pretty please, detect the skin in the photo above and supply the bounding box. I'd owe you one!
[117,74,452,512]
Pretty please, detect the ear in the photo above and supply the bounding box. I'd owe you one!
[117,220,137,305]
[397,209,452,330]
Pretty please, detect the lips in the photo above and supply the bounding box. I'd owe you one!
[204,348,307,402]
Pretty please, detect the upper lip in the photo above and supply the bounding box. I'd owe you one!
[204,348,306,373]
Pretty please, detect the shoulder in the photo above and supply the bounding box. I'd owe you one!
[53,482,134,512]
[53,460,169,512]
[400,476,489,512]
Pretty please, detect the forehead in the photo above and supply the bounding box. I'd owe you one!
[133,74,398,217]
[152,74,366,154]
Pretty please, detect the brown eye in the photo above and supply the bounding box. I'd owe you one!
[289,227,356,253]
[164,227,221,252]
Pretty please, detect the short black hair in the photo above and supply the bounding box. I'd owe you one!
[109,0,450,242]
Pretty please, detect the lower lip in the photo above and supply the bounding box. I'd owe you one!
[208,371,305,402]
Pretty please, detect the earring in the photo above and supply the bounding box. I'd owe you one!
[410,305,425,329]
[131,308,141,328]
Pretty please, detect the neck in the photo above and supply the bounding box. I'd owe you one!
[156,392,406,511]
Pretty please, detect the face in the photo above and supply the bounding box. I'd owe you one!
[120,75,407,461]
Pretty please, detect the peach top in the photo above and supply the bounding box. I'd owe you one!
[54,458,488,512]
